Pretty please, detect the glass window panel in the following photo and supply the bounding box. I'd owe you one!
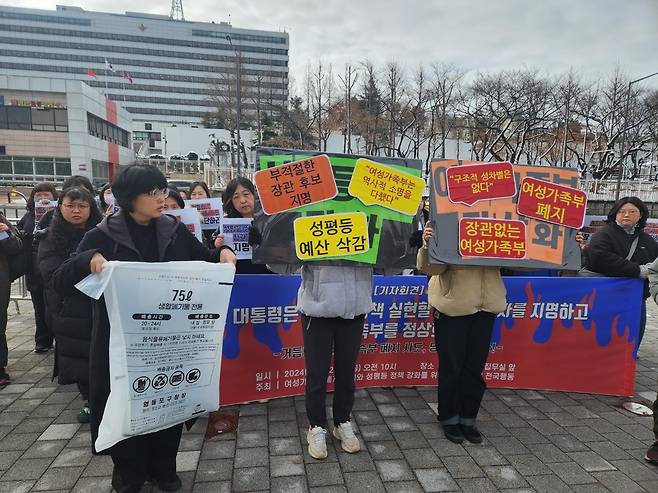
[55,159,71,176]
[0,157,12,174]
[6,107,31,130]
[13,157,33,175]
[54,109,68,131]
[34,159,54,175]
[0,107,7,129]
[31,108,55,131]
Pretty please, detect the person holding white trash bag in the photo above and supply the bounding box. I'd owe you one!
[57,165,235,493]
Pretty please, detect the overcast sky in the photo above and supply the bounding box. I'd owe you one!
[5,0,658,93]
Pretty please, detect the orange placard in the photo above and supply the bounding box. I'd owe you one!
[517,177,587,229]
[459,218,526,259]
[254,155,338,215]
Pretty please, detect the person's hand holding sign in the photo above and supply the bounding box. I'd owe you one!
[90,252,108,273]
[422,223,434,246]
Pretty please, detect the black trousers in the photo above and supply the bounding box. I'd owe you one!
[301,314,364,428]
[434,310,496,425]
[0,278,10,369]
[110,423,183,493]
[31,287,52,348]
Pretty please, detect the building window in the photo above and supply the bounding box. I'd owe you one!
[86,113,130,148]
[6,107,31,130]
[34,158,55,175]
[54,109,68,131]
[55,158,72,176]
[0,145,5,155]
[31,108,56,131]
[145,123,152,130]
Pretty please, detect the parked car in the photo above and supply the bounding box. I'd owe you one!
[167,179,195,191]
[186,152,199,161]
[168,153,185,160]
[147,153,166,160]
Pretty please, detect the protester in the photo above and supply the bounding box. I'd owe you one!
[216,177,271,274]
[58,165,234,492]
[583,196,658,347]
[417,223,506,444]
[38,187,103,423]
[0,213,22,386]
[36,175,97,231]
[644,258,658,465]
[17,182,58,353]
[188,181,215,247]
[99,184,115,215]
[164,187,185,210]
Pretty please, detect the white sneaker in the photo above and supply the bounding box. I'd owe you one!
[306,425,328,460]
[333,421,361,453]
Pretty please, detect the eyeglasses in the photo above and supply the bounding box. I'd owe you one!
[146,188,169,198]
[62,203,90,212]
[618,209,640,216]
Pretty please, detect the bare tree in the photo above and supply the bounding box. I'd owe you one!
[337,63,359,153]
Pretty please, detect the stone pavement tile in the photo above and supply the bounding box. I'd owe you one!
[455,477,499,492]
[306,462,343,487]
[511,426,551,445]
[477,420,511,438]
[66,430,91,448]
[480,399,510,414]
[344,471,386,492]
[359,424,394,442]
[532,443,571,463]
[353,410,385,426]
[530,399,563,414]
[6,398,45,412]
[393,388,420,397]
[567,450,616,472]
[0,394,19,407]
[529,418,567,435]
[377,404,407,417]
[32,465,84,490]
[308,486,347,493]
[600,410,638,426]
[27,402,67,418]
[71,476,112,493]
[413,468,459,492]
[407,408,438,425]
[0,384,32,394]
[374,459,415,481]
[234,445,269,468]
[178,433,204,451]
[516,390,546,400]
[52,447,92,467]
[441,455,484,479]
[506,454,551,476]
[548,433,590,452]
[581,398,617,414]
[563,405,600,419]
[546,461,596,484]
[416,423,443,440]
[399,397,431,411]
[428,438,469,458]
[482,465,528,488]
[486,436,529,456]
[0,412,26,427]
[351,397,377,411]
[232,465,270,491]
[638,479,658,492]
[384,480,424,492]
[0,457,52,480]
[605,431,648,450]
[12,418,54,434]
[494,413,527,429]
[515,405,547,420]
[620,423,653,441]
[270,436,303,456]
[565,425,606,442]
[270,454,305,477]
[581,418,623,435]
[0,451,22,471]
[269,406,296,422]
[54,409,86,424]
[270,420,299,438]
[37,423,79,441]
[524,474,573,493]
[544,392,580,407]
[236,429,268,448]
[270,475,308,493]
[370,391,397,404]
[195,458,233,482]
[336,449,376,472]
[384,416,417,432]
[81,454,113,477]
[402,448,441,469]
[0,480,35,493]
[586,440,633,461]
[498,394,529,407]
[239,402,267,416]
[367,441,404,460]
[20,386,56,399]
[200,439,235,459]
[43,391,78,405]
[238,414,268,431]
[0,432,41,453]
[546,411,584,427]
[393,431,428,450]
[609,458,658,482]
[591,471,645,492]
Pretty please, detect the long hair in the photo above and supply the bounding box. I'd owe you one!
[606,196,649,230]
[27,182,58,212]
[47,187,103,252]
[222,177,256,218]
[189,181,211,199]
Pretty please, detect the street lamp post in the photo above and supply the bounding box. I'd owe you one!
[614,72,658,200]
[226,35,242,176]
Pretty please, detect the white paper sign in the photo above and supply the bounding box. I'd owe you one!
[220,218,252,260]
[185,198,223,230]
[165,208,203,243]
[76,261,235,452]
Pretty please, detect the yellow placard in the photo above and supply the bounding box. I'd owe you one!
[293,212,370,260]
[348,158,425,215]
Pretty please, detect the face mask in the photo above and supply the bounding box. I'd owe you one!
[105,194,115,207]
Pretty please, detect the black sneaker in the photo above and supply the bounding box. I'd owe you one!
[442,424,464,444]
[0,369,9,387]
[645,440,658,465]
[460,425,483,444]
[34,345,51,354]
[150,475,182,492]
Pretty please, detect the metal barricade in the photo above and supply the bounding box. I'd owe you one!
[10,275,31,314]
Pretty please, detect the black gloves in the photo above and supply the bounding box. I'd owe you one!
[409,230,423,249]
[248,225,262,247]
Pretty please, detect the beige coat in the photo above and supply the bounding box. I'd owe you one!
[416,246,507,317]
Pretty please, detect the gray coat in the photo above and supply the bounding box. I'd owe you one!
[269,263,374,319]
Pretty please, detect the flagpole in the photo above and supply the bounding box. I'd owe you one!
[105,66,108,96]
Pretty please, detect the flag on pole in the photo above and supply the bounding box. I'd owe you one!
[104,58,115,73]
[122,71,133,84]
[87,68,98,79]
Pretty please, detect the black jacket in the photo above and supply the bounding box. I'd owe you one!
[39,225,95,386]
[59,210,222,454]
[585,222,658,298]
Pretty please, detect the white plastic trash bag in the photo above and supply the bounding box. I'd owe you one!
[76,261,235,452]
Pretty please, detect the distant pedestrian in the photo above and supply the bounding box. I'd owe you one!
[0,213,23,386]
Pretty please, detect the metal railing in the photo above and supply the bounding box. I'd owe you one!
[579,179,658,202]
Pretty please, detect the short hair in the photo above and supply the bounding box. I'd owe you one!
[27,182,58,212]
[99,183,111,209]
[223,177,256,217]
[607,196,650,229]
[111,165,167,212]
[61,175,94,194]
[189,181,211,199]
[167,187,185,209]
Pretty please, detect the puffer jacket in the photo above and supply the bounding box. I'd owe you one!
[417,246,506,317]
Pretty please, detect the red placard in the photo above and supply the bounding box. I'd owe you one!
[517,177,587,229]
[254,155,338,215]
[458,218,526,259]
[446,162,516,206]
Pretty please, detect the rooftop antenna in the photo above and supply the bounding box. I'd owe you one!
[170,0,185,20]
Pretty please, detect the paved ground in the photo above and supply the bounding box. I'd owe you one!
[3,300,658,492]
